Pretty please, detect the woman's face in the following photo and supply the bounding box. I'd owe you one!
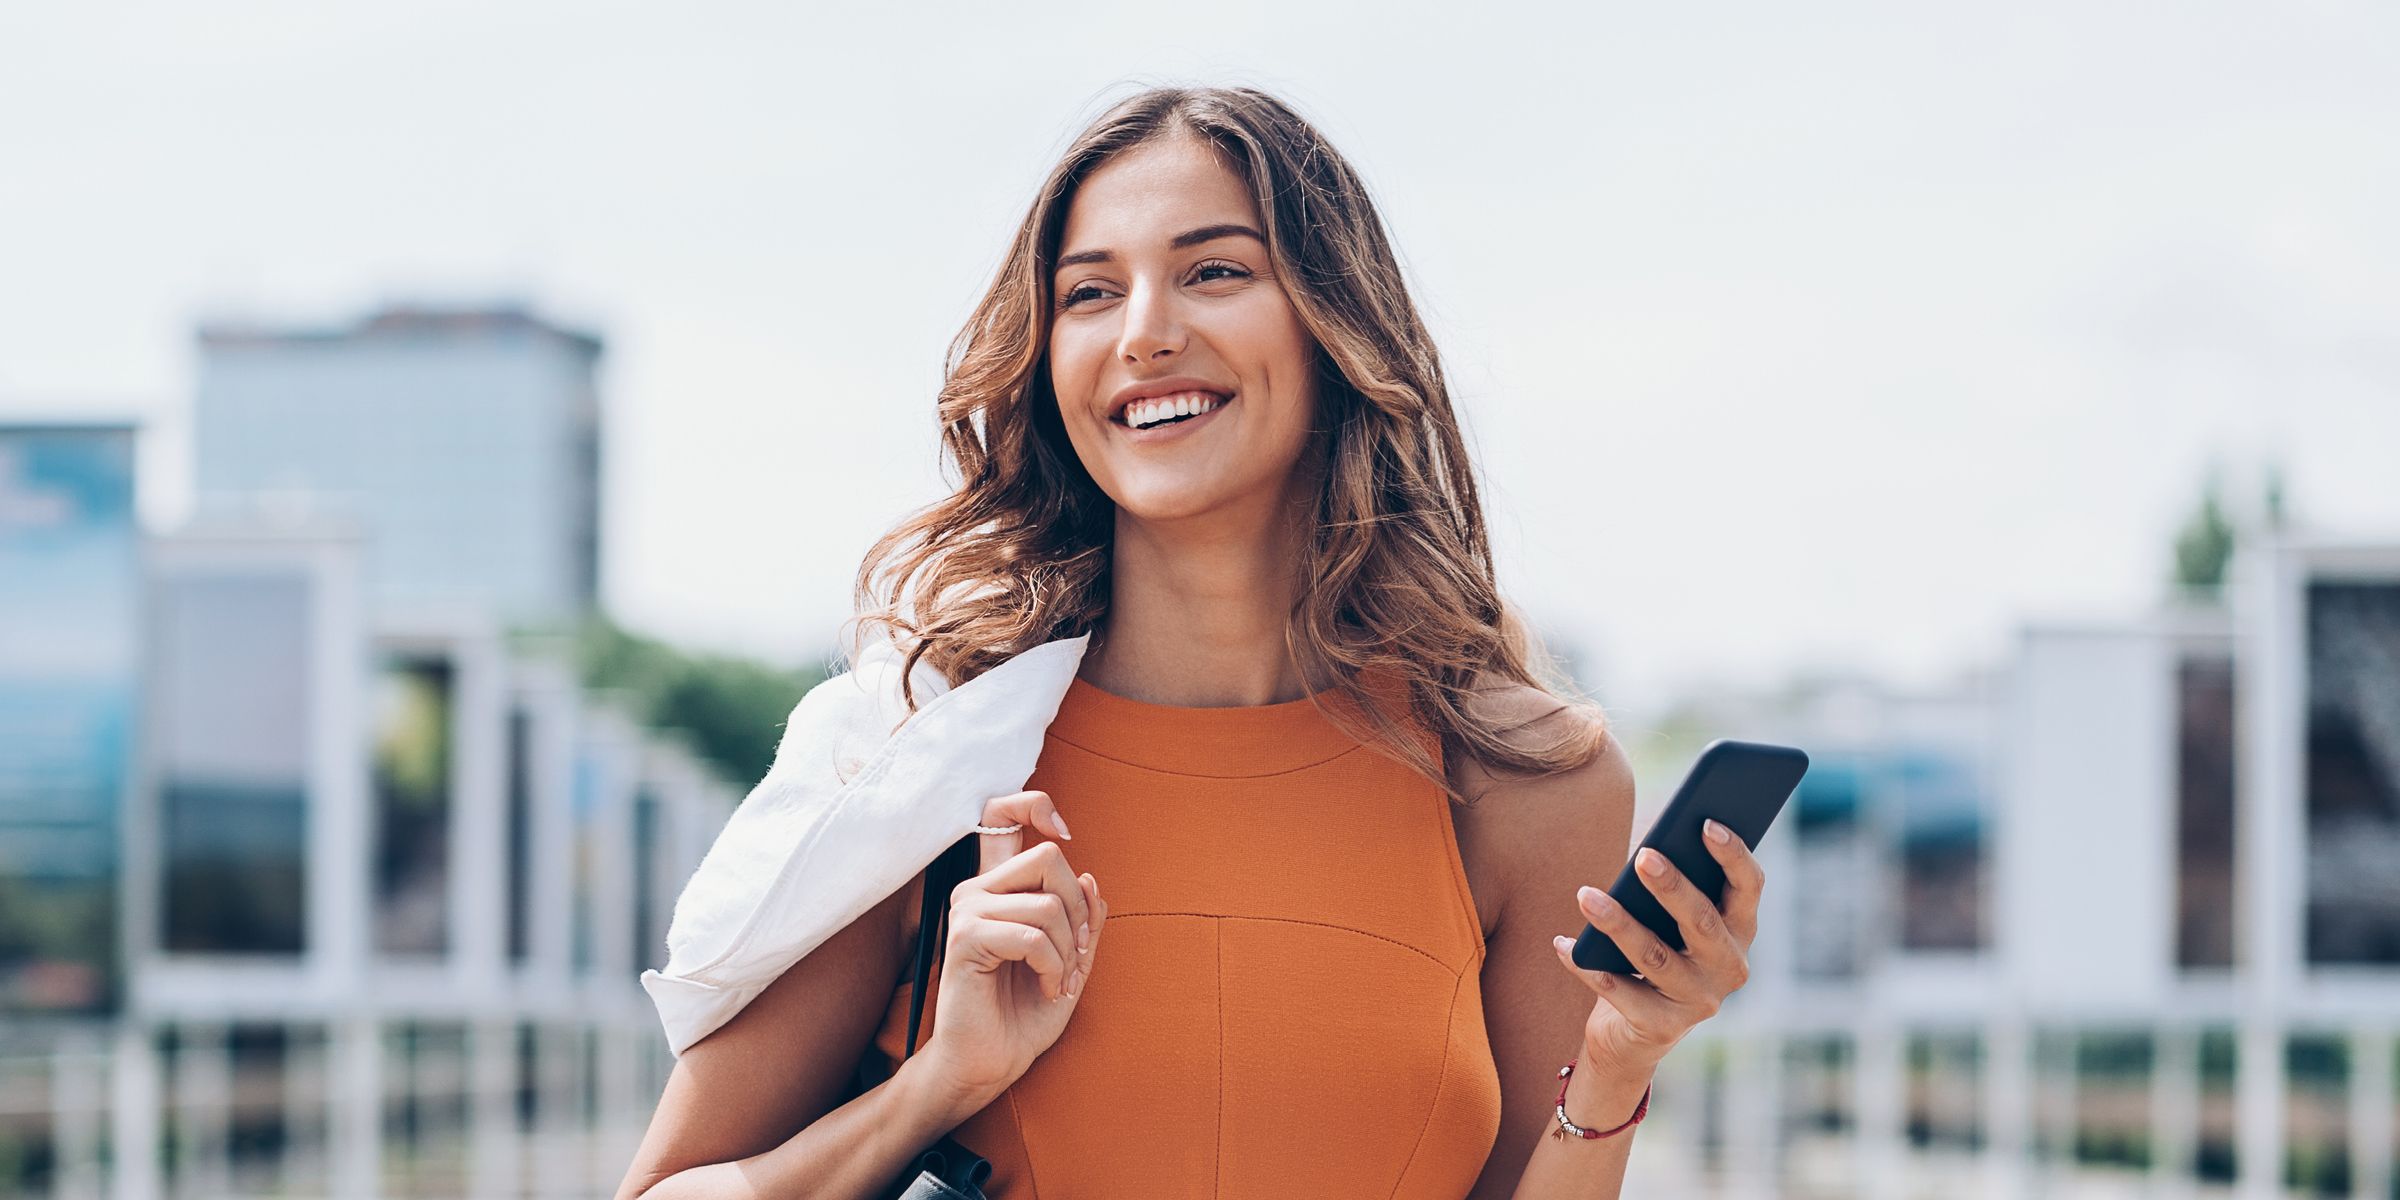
[1048,133,1321,526]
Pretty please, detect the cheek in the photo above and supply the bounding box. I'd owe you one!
[1048,326,1107,411]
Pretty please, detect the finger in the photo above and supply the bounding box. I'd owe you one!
[1632,848,1742,967]
[965,891,1077,998]
[1577,884,1705,999]
[949,904,1073,999]
[1066,874,1107,999]
[975,790,1073,875]
[1552,935,1683,1037]
[970,841,1091,944]
[1702,819,1765,946]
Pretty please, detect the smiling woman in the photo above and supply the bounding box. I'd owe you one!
[618,84,1767,1200]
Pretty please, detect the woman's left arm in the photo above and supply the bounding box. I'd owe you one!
[1461,729,1764,1200]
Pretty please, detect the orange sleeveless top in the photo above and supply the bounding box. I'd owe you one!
[871,671,1502,1198]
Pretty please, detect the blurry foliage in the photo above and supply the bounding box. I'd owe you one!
[374,659,453,805]
[2171,463,2289,600]
[573,617,826,788]
[2173,476,2237,595]
[0,874,115,1012]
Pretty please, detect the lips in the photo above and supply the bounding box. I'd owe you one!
[1113,394,1232,442]
[1106,376,1237,424]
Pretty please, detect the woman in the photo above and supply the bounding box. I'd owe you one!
[618,85,1764,1200]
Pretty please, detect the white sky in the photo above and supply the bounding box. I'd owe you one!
[3,1,2395,714]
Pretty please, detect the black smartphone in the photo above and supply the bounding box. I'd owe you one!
[1571,738,1809,975]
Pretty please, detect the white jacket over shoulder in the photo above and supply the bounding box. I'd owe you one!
[640,633,1091,1056]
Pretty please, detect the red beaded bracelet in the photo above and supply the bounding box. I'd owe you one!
[1552,1059,1651,1140]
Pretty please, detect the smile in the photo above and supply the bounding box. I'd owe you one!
[1112,391,1232,440]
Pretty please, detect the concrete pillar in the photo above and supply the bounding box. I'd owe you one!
[469,1019,523,1200]
[2037,1030,2080,1193]
[2152,1025,2200,1199]
[1854,1021,1906,1200]
[280,1026,328,1197]
[2350,1028,2394,1200]
[594,1024,642,1191]
[330,1015,382,1200]
[1982,1015,2032,1200]
[532,1023,584,1200]
[52,1028,106,1200]
[2236,1023,2286,1200]
[173,1023,233,1200]
[1724,1031,1784,1200]
[109,1021,162,1200]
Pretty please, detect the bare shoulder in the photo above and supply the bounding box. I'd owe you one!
[1446,677,1636,937]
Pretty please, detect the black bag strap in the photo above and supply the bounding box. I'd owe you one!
[849,833,996,1200]
[904,833,977,1059]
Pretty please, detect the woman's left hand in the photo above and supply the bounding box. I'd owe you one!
[1550,818,1763,1071]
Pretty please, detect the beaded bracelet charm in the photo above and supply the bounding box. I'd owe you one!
[1551,1059,1651,1140]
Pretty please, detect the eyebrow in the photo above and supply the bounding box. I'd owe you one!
[1054,223,1266,271]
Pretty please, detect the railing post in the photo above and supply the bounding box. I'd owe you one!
[2350,1027,2393,1200]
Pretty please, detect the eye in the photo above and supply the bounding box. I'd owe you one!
[1055,261,1251,312]
[1058,282,1111,309]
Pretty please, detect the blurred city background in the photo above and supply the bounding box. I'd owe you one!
[3,4,2396,1199]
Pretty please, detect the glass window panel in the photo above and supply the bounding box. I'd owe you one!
[373,654,453,957]
[157,572,310,955]
[2175,655,2238,969]
[2303,581,2400,965]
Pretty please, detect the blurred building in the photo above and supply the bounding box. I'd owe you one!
[1631,534,2400,1200]
[0,422,140,1020]
[194,305,605,625]
[0,308,750,1200]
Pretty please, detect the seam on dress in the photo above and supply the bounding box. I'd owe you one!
[1389,968,1468,1199]
[1104,911,1470,975]
[1426,750,1494,964]
[1214,919,1224,1199]
[1006,1087,1038,1199]
[1041,733,1365,779]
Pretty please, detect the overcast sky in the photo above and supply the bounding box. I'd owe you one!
[4,1,2394,717]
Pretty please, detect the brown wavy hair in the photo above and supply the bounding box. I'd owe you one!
[847,84,1609,804]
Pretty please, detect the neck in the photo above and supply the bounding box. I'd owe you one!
[1082,487,1320,708]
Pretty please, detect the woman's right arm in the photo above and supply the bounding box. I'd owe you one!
[615,790,1103,1200]
[611,871,960,1200]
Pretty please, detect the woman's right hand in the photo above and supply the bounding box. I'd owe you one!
[915,790,1107,1108]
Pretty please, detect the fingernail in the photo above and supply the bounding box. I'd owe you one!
[1704,819,1731,845]
[1553,935,1572,953]
[1053,813,1072,840]
[1638,849,1666,877]
[1078,923,1090,951]
[1579,885,1611,911]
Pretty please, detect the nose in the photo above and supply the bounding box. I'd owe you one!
[1116,279,1185,364]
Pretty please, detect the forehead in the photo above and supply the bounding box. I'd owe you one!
[1058,135,1261,254]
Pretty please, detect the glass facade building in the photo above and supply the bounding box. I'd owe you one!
[194,306,604,625]
[0,423,139,1017]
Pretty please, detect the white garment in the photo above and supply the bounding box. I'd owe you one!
[640,633,1093,1056]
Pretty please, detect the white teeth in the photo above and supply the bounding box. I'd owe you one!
[1123,391,1223,430]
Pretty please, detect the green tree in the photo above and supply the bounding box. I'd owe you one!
[2172,471,2238,598]
[573,618,828,788]
[2170,463,2291,603]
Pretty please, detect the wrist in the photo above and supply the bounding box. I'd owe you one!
[1557,1052,1654,1141]
[890,1053,1003,1130]
[1582,1027,1671,1079]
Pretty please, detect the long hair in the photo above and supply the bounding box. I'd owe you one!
[848,84,1609,804]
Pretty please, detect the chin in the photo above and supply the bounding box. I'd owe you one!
[1107,479,1243,525]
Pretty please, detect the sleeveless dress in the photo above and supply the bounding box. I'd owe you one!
[871,671,1502,1199]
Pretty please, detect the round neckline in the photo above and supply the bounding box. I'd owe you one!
[1046,672,1373,778]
